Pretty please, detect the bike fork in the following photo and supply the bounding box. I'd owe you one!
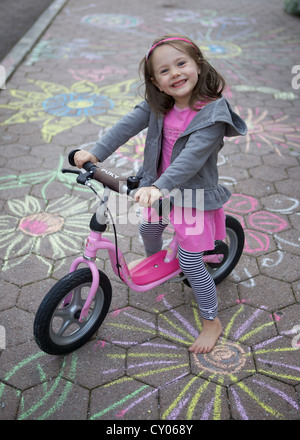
[67,231,102,322]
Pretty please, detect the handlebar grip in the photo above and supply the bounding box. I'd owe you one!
[68,149,80,166]
[152,197,174,220]
[68,149,97,172]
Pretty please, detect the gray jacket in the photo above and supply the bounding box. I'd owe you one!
[91,96,247,210]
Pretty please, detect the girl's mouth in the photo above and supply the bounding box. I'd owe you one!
[172,79,187,88]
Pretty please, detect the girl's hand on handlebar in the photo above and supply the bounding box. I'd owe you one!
[74,150,99,168]
[134,186,163,207]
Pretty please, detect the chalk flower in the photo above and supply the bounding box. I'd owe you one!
[0,195,91,272]
[0,78,140,143]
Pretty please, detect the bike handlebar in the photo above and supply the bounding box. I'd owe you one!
[68,149,140,194]
[67,150,172,218]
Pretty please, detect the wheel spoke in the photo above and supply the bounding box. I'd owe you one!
[56,317,76,336]
[33,268,112,354]
[51,286,85,337]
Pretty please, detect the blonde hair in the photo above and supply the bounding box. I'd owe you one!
[139,34,226,114]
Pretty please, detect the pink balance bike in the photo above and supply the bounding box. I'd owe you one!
[34,150,245,355]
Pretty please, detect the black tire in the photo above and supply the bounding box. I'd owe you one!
[183,215,244,286]
[34,268,112,355]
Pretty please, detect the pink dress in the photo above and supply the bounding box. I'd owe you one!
[144,104,226,252]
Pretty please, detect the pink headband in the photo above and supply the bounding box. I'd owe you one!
[146,37,198,63]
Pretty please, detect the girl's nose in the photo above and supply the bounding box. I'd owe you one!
[170,67,180,78]
[171,70,180,78]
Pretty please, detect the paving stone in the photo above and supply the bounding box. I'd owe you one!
[0,383,20,420]
[0,281,19,311]
[238,274,295,311]
[229,373,300,420]
[253,335,300,386]
[2,254,52,286]
[0,341,62,389]
[257,251,300,283]
[65,339,127,388]
[219,304,278,346]
[97,307,157,347]
[89,377,159,420]
[17,379,89,420]
[0,308,35,347]
[159,373,231,420]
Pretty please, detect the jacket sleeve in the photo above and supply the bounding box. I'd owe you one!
[90,101,151,162]
[153,122,225,193]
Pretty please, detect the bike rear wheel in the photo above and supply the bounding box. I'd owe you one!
[34,268,112,355]
[183,215,244,286]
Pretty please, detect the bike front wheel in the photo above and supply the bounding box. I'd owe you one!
[34,268,112,355]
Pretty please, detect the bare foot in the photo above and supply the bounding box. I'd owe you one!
[189,317,222,354]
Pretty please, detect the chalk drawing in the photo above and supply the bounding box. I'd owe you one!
[164,9,256,27]
[260,250,284,268]
[25,38,122,65]
[264,196,299,215]
[0,195,92,273]
[1,298,298,419]
[224,193,293,255]
[88,300,299,420]
[232,85,298,101]
[0,352,78,419]
[228,107,300,155]
[108,130,147,173]
[0,156,99,201]
[0,78,140,143]
[248,211,289,234]
[275,234,300,251]
[225,194,258,214]
[81,14,143,29]
[243,230,270,254]
[68,66,127,82]
[183,27,300,85]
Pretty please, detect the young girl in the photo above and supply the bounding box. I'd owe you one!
[74,35,247,354]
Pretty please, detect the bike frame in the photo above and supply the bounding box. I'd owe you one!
[68,187,223,323]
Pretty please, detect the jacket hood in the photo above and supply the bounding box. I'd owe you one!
[185,96,248,138]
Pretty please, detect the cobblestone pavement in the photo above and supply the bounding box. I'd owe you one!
[0,0,300,422]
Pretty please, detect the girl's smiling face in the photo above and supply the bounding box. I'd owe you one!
[150,44,200,109]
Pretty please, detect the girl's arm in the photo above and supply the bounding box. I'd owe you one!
[90,101,151,162]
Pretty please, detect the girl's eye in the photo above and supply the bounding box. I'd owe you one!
[178,61,186,67]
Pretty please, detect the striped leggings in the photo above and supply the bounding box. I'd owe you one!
[140,221,218,321]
